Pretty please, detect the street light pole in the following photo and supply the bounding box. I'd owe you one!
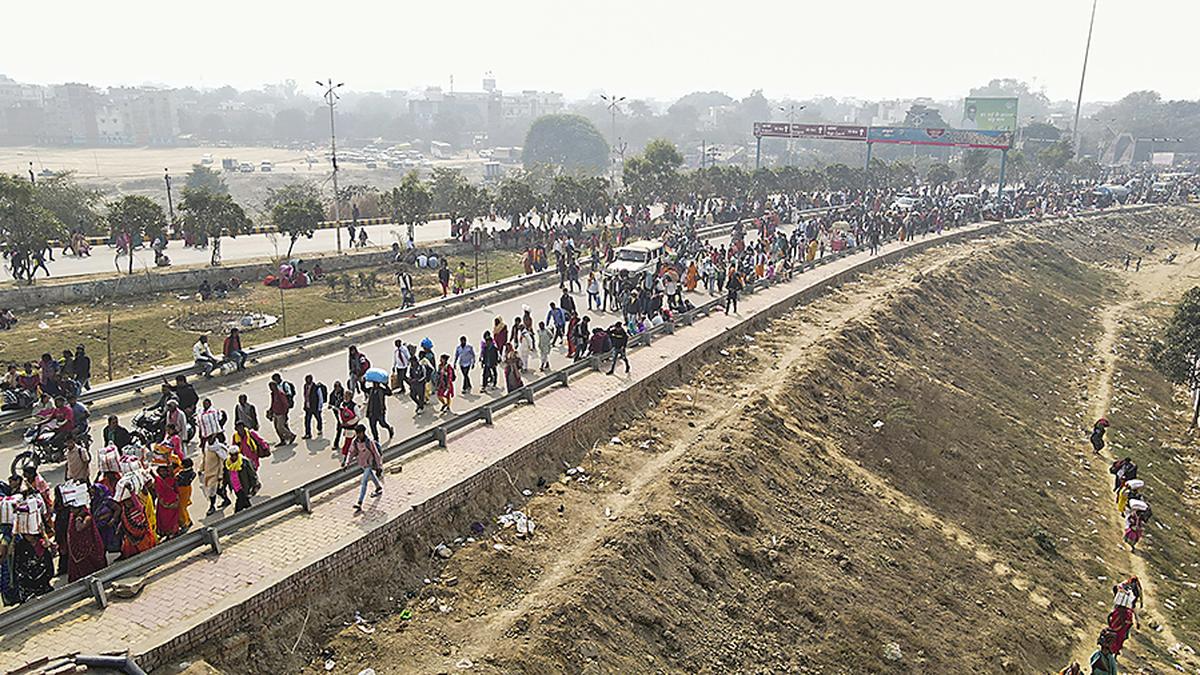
[319,78,346,253]
[1072,0,1099,154]
[778,104,806,166]
[600,94,625,180]
[164,168,176,235]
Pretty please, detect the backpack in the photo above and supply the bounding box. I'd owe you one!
[282,381,296,408]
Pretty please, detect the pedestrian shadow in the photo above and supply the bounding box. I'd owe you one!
[269,441,297,464]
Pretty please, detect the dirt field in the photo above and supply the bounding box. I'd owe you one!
[0,146,490,211]
[182,207,1200,674]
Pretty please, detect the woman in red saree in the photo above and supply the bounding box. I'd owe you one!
[118,482,156,559]
[153,465,180,538]
[66,504,107,582]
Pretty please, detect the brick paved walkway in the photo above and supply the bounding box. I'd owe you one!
[0,221,999,668]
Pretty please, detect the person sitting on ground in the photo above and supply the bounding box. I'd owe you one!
[0,308,16,330]
[198,279,213,301]
[193,335,220,378]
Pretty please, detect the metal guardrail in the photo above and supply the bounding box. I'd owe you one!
[0,202,922,636]
[0,205,851,430]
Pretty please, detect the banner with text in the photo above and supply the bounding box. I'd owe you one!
[753,122,868,141]
[866,126,1013,150]
[962,97,1019,132]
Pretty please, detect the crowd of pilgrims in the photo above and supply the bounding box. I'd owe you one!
[0,177,1139,607]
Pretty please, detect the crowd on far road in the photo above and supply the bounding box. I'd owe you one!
[0,170,1195,611]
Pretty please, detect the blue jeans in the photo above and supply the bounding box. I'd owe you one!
[357,466,382,503]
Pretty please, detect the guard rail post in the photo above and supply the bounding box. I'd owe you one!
[295,488,312,514]
[202,527,222,555]
[521,387,535,404]
[555,371,569,387]
[589,355,602,372]
[87,576,107,609]
[434,427,448,447]
[481,406,494,425]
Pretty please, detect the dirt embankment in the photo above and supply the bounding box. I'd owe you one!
[190,208,1200,675]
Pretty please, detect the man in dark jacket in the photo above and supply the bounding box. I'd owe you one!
[74,345,92,391]
[480,332,500,392]
[302,374,328,439]
[559,287,576,315]
[606,323,629,375]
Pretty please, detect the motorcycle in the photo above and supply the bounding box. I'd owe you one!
[131,405,197,445]
[11,425,92,476]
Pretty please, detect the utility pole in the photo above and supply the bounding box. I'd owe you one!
[1072,0,1099,154]
[319,78,345,253]
[164,168,176,235]
[600,93,625,180]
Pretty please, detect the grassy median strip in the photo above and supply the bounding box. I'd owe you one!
[1,250,524,380]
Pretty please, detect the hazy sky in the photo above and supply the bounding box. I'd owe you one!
[3,0,1194,104]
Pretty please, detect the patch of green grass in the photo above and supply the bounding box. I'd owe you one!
[0,250,524,381]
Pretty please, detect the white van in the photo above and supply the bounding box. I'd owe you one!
[605,240,665,279]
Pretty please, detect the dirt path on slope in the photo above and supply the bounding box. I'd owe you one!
[1074,249,1200,672]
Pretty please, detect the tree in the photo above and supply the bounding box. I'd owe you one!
[623,139,683,206]
[927,162,957,186]
[268,183,325,257]
[523,114,609,173]
[445,183,490,231]
[1150,287,1200,427]
[184,164,228,195]
[961,150,990,183]
[106,195,167,274]
[430,168,468,214]
[0,174,64,282]
[903,104,950,128]
[1037,140,1075,172]
[34,172,103,236]
[494,172,538,228]
[380,171,433,240]
[178,189,250,265]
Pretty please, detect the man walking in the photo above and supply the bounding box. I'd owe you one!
[365,380,394,443]
[547,302,566,345]
[197,398,224,452]
[302,374,328,439]
[724,265,743,314]
[454,336,476,393]
[480,331,499,392]
[234,393,259,431]
[606,322,630,375]
[268,380,296,445]
[392,339,409,395]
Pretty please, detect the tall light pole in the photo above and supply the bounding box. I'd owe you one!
[1072,0,1098,154]
[600,94,625,179]
[164,168,176,234]
[318,78,345,253]
[778,104,805,166]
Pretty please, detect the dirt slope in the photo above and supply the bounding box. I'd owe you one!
[240,208,1200,675]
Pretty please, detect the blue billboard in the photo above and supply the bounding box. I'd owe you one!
[867,127,1013,150]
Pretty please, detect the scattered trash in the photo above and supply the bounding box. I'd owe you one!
[398,609,413,621]
[609,436,623,445]
[434,544,453,559]
[324,659,336,671]
[872,420,885,429]
[456,658,474,669]
[37,321,50,330]
[882,642,903,662]
[470,521,486,535]
[498,510,536,536]
[358,669,377,675]
[522,489,533,497]
[444,576,459,587]
[719,349,730,356]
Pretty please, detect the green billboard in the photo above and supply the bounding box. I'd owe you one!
[961,97,1019,132]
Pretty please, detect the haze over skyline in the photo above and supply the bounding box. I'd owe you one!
[3,0,1193,104]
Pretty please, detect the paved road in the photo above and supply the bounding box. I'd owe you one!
[3,226,743,528]
[0,217,484,282]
